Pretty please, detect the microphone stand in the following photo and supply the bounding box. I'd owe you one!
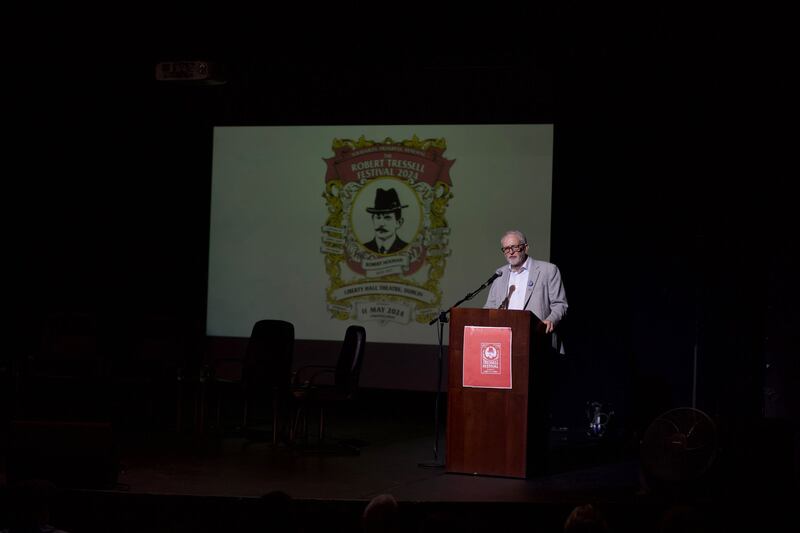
[418,272,500,468]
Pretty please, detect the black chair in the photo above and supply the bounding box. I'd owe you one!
[290,325,366,451]
[207,320,294,444]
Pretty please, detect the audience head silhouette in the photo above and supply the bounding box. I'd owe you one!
[362,493,400,533]
[259,490,296,533]
[564,503,609,533]
[658,504,709,533]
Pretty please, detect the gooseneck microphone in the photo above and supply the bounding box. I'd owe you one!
[477,270,502,294]
[499,284,515,310]
[428,270,504,325]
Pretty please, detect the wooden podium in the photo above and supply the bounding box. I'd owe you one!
[445,307,550,478]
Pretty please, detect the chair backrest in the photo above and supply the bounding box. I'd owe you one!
[334,325,366,395]
[243,320,294,391]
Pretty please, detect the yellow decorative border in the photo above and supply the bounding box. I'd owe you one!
[332,135,448,152]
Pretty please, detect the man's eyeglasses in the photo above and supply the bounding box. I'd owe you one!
[501,243,526,255]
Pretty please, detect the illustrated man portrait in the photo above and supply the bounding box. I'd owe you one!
[363,187,408,254]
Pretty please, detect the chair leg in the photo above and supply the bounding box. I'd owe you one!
[196,380,206,434]
[215,390,222,431]
[272,396,278,446]
[291,406,308,443]
[292,407,301,442]
[176,380,182,432]
[318,407,325,441]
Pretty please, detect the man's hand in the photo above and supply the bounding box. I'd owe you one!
[542,319,554,334]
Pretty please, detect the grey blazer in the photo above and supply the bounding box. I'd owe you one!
[484,258,568,353]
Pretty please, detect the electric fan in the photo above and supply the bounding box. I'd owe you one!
[640,407,718,484]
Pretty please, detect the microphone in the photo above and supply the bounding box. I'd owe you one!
[499,284,515,310]
[429,269,505,325]
[485,270,502,285]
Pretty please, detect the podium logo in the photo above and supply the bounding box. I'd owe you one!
[320,135,455,325]
[480,343,502,374]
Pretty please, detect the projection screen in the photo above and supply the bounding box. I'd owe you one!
[207,124,553,345]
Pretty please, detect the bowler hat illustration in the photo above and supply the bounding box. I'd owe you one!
[366,188,408,214]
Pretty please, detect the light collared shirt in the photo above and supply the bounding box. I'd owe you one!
[375,234,398,253]
[507,257,531,310]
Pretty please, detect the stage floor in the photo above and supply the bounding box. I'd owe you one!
[114,430,640,503]
[110,389,640,503]
[2,389,795,533]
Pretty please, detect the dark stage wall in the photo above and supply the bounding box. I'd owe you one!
[8,8,795,449]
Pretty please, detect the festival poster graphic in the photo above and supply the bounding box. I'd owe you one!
[321,136,454,325]
[462,326,513,389]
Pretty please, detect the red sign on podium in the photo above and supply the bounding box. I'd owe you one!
[462,326,513,389]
